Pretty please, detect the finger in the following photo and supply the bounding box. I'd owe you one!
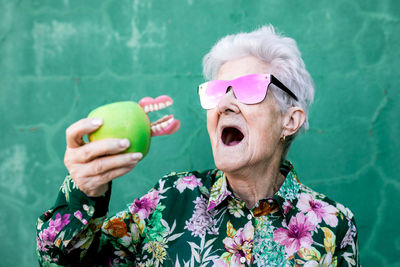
[87,166,137,190]
[72,138,132,163]
[66,118,103,148]
[79,153,143,177]
[98,165,138,184]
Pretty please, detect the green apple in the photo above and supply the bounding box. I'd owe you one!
[88,101,151,157]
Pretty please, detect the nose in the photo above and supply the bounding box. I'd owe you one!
[217,87,240,114]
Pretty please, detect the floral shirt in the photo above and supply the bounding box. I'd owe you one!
[36,161,359,266]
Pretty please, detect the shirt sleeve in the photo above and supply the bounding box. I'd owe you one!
[36,175,147,266]
[335,214,360,267]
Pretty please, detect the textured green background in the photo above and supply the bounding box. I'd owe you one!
[0,0,399,266]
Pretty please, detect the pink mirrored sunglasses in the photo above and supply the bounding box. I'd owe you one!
[198,73,298,110]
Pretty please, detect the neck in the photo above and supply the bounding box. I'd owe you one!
[224,156,285,209]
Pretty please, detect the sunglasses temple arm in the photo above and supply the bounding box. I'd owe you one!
[270,75,298,101]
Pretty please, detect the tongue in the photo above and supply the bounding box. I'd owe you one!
[223,127,244,146]
[228,140,241,146]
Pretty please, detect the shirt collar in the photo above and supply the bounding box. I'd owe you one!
[206,170,232,211]
[206,160,301,216]
[272,160,302,216]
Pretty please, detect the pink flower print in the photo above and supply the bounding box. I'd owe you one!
[37,237,47,252]
[174,175,203,193]
[42,255,50,261]
[223,221,254,266]
[212,259,229,267]
[129,190,160,220]
[297,193,339,227]
[74,210,83,220]
[37,213,71,251]
[40,227,57,242]
[48,213,71,232]
[74,210,88,225]
[283,200,292,215]
[273,213,315,256]
[37,227,57,251]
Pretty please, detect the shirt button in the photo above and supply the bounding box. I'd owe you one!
[240,256,246,263]
[247,214,252,220]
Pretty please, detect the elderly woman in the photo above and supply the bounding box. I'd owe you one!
[36,25,359,266]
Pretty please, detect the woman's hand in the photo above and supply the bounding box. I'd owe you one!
[64,118,143,197]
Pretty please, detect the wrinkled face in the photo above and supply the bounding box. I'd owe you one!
[207,56,284,174]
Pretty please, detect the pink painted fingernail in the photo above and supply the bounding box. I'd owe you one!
[119,139,130,147]
[130,153,143,160]
[92,119,103,126]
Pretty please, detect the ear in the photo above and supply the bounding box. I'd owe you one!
[282,107,305,137]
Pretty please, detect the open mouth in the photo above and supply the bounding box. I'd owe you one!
[138,95,180,137]
[221,127,244,146]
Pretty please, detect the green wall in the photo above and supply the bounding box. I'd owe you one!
[1,0,399,265]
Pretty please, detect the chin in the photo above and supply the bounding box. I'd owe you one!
[213,150,247,174]
[214,161,240,174]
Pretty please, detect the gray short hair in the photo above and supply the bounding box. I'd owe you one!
[202,25,315,161]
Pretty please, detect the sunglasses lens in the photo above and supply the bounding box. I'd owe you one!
[200,80,227,109]
[199,74,270,109]
[233,74,268,104]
